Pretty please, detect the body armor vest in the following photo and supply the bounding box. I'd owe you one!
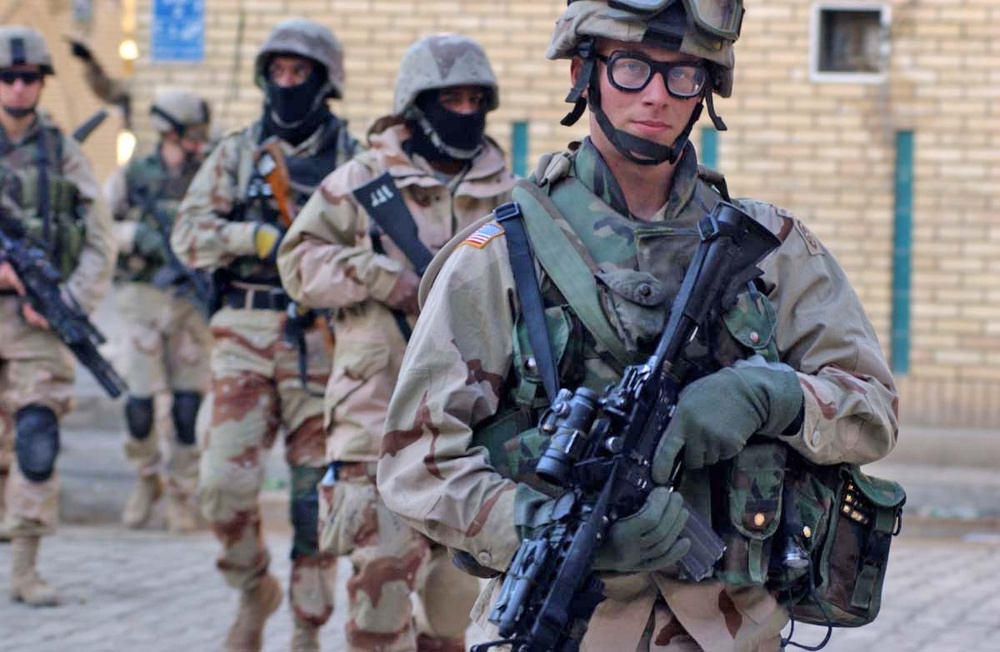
[118,152,197,283]
[472,140,779,495]
[0,122,85,278]
[227,115,359,286]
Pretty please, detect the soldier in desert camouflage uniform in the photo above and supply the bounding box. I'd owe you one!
[277,33,515,652]
[379,3,899,651]
[104,89,214,533]
[171,18,360,652]
[0,26,114,606]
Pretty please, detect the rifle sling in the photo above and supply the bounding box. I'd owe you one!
[369,225,412,341]
[352,172,433,275]
[513,180,632,367]
[495,202,559,403]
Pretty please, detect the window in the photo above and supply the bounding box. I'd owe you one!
[810,3,890,83]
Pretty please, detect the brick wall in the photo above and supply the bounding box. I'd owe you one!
[53,1,1000,426]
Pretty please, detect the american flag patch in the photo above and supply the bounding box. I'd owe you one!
[461,223,505,249]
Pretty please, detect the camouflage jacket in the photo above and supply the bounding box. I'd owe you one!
[0,113,114,313]
[172,115,359,286]
[104,149,198,283]
[378,139,898,650]
[277,122,517,460]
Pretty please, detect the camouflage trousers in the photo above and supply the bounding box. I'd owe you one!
[319,463,479,651]
[0,404,12,521]
[0,296,75,538]
[199,305,336,626]
[117,284,212,501]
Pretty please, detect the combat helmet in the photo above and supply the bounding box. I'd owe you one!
[0,26,54,75]
[150,89,211,141]
[549,0,744,165]
[392,33,499,116]
[254,18,345,99]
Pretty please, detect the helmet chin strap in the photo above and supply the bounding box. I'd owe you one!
[2,104,36,119]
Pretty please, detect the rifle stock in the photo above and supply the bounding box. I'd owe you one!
[477,202,781,652]
[255,136,295,228]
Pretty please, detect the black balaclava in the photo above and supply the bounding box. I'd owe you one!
[263,66,331,145]
[403,90,486,164]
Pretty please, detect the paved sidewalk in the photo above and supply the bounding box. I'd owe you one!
[2,525,1000,651]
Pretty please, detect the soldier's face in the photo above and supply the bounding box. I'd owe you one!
[267,56,315,88]
[573,39,703,157]
[0,64,44,109]
[438,85,488,115]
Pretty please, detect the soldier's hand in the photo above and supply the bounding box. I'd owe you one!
[593,487,691,573]
[651,357,804,480]
[253,223,284,262]
[384,268,420,315]
[133,223,165,260]
[21,302,50,330]
[0,261,25,295]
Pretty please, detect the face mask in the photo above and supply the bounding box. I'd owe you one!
[265,69,326,127]
[414,92,486,155]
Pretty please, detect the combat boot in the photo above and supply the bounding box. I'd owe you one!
[291,619,320,652]
[9,536,59,606]
[224,573,282,652]
[122,474,162,528]
[164,495,200,533]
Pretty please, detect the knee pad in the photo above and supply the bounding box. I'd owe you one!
[290,465,325,560]
[171,391,203,446]
[125,396,155,440]
[15,404,59,482]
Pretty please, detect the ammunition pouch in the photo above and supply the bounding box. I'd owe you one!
[714,442,905,629]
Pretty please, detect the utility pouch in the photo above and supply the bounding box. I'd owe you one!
[780,463,905,629]
[715,440,787,586]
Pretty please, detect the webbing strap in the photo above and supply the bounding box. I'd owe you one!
[495,202,559,403]
[513,181,632,366]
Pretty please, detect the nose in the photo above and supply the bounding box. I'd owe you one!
[272,70,297,88]
[451,97,480,114]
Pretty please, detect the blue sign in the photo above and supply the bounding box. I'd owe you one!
[151,0,205,62]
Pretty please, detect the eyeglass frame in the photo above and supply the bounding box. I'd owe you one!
[595,51,708,99]
[0,69,43,86]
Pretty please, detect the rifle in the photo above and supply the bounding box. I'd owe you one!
[477,202,780,652]
[133,189,215,317]
[255,136,296,228]
[0,212,128,399]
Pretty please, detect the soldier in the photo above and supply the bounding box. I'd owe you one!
[379,3,898,651]
[277,33,515,652]
[0,405,12,541]
[104,89,214,533]
[171,18,360,652]
[0,26,114,606]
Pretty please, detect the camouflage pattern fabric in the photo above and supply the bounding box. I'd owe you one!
[277,121,514,648]
[378,139,898,651]
[0,116,114,539]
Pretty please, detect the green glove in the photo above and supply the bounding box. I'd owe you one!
[593,487,691,573]
[133,223,166,261]
[514,484,691,574]
[652,358,804,482]
[253,222,284,262]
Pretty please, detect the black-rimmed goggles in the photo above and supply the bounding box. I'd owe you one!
[596,52,707,98]
[0,70,43,85]
[606,0,744,40]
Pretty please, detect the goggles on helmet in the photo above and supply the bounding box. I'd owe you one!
[607,0,744,41]
[596,51,706,97]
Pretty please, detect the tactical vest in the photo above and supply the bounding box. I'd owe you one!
[471,141,780,503]
[0,123,86,278]
[118,152,197,283]
[226,116,360,286]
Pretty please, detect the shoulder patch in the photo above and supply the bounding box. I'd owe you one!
[460,222,505,249]
[793,219,825,256]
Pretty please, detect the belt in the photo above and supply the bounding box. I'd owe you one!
[224,287,290,311]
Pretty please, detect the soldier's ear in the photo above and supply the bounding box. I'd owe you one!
[569,57,589,99]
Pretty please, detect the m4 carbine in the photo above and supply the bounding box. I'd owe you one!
[478,202,780,652]
[0,212,128,398]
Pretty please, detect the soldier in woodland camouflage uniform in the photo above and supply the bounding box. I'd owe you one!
[171,18,360,652]
[379,3,898,651]
[277,33,515,652]
[104,89,214,533]
[0,26,114,606]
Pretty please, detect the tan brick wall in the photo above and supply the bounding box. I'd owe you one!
[97,1,1000,426]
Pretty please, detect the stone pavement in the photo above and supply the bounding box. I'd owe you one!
[2,524,1000,651]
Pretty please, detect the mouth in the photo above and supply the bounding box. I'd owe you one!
[631,120,672,138]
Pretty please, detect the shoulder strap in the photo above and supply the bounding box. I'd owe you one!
[352,171,434,275]
[495,202,559,402]
[513,180,632,366]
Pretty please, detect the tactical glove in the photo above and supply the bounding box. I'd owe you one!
[133,223,165,261]
[514,484,691,574]
[253,223,284,262]
[652,358,804,481]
